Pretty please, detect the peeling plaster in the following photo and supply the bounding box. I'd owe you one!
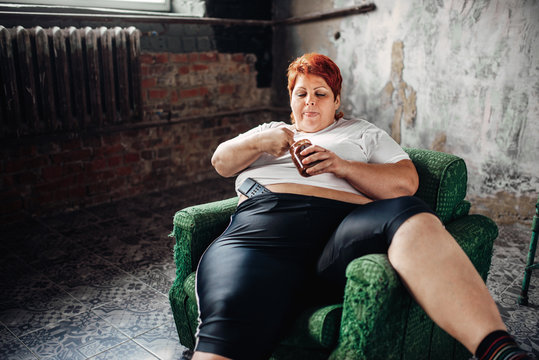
[275,0,539,224]
[380,41,417,144]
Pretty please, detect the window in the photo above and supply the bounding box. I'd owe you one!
[0,0,171,12]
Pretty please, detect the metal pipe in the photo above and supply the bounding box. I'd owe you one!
[274,4,376,26]
[0,106,290,145]
[0,3,375,27]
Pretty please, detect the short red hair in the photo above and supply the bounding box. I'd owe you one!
[287,53,344,121]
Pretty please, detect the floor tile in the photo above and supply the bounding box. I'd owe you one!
[0,273,88,337]
[133,322,187,360]
[15,235,84,269]
[38,209,103,236]
[92,287,172,338]
[1,181,538,358]
[18,310,129,359]
[87,339,159,359]
[41,254,147,309]
[486,256,527,301]
[126,264,175,295]
[0,285,87,336]
[0,325,39,360]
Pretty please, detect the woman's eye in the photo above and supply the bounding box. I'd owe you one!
[296,93,306,97]
[316,93,327,97]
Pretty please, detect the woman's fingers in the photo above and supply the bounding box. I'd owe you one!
[302,147,346,176]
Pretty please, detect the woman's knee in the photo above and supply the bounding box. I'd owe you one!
[389,212,446,256]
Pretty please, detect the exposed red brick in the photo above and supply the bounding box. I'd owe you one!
[178,66,190,75]
[124,153,140,163]
[232,54,244,62]
[140,54,154,64]
[200,52,218,62]
[193,64,208,71]
[170,53,188,63]
[154,53,169,64]
[180,87,209,98]
[108,156,122,167]
[88,158,108,172]
[219,84,236,95]
[180,88,199,98]
[188,53,199,62]
[116,166,133,176]
[97,144,124,157]
[148,89,168,100]
[170,90,179,103]
[142,78,157,89]
[200,87,209,96]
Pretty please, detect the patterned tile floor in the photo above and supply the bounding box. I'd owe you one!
[0,178,537,359]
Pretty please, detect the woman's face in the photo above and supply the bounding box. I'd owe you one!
[290,74,341,133]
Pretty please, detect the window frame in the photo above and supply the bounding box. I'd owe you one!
[0,0,171,12]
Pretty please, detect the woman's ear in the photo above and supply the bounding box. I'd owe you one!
[334,95,341,110]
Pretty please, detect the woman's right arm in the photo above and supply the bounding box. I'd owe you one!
[211,126,295,177]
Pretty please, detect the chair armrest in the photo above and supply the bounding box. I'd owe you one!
[404,148,468,224]
[171,197,238,286]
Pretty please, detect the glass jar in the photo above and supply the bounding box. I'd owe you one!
[289,139,319,177]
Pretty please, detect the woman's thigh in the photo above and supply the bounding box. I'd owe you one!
[195,193,354,359]
[316,196,434,290]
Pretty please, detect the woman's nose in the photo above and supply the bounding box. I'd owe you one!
[305,96,315,105]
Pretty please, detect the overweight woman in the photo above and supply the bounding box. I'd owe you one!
[192,53,531,360]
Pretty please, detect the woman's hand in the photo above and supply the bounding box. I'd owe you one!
[211,126,295,177]
[300,144,349,178]
[300,144,419,200]
[256,127,295,157]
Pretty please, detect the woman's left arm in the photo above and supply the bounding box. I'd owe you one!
[303,147,419,200]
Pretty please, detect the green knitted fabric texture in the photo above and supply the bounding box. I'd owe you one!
[168,148,498,359]
[280,304,343,349]
[168,197,237,348]
[404,148,468,224]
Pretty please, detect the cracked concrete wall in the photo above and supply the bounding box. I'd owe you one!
[273,0,539,224]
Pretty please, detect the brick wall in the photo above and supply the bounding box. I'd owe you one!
[0,50,275,224]
[141,51,270,121]
[0,110,273,223]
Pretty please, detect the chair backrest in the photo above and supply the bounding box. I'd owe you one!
[404,148,468,224]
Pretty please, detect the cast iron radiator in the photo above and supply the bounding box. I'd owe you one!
[0,26,142,136]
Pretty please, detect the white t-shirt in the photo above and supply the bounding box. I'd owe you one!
[234,118,409,197]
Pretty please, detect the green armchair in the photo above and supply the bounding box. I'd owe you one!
[169,148,498,360]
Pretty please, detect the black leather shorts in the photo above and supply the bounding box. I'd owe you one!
[195,193,434,359]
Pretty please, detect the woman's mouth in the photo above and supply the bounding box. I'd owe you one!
[303,112,319,118]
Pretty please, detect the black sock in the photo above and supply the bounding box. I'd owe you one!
[475,330,532,360]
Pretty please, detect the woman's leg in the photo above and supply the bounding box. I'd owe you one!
[387,212,506,353]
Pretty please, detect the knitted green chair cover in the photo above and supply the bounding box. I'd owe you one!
[169,148,498,359]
